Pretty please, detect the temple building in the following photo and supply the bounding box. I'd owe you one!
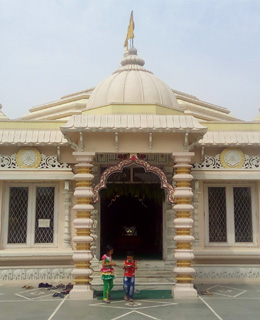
[1,18,260,299]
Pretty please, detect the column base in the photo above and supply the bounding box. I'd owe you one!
[172,283,198,299]
[69,285,94,300]
[91,256,100,270]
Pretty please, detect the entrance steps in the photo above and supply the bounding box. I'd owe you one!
[92,260,175,286]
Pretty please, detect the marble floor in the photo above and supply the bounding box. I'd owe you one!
[1,283,260,320]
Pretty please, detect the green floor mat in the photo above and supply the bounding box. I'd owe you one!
[95,289,172,300]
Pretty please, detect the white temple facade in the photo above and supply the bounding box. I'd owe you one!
[1,40,260,299]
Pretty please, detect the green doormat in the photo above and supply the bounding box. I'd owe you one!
[95,290,172,300]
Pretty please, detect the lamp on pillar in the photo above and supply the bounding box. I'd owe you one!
[69,152,95,300]
[172,152,197,298]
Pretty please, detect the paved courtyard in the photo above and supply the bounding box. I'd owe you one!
[0,283,260,320]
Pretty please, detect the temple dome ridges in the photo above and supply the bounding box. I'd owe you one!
[86,46,181,112]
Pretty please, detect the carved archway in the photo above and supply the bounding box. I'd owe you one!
[93,154,175,203]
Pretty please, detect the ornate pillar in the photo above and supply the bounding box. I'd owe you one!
[63,181,72,248]
[172,152,197,298]
[69,152,95,300]
[90,208,99,269]
[192,180,200,247]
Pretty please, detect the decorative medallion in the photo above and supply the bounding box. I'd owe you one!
[16,147,41,168]
[220,148,245,169]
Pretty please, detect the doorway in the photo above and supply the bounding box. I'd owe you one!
[100,183,163,260]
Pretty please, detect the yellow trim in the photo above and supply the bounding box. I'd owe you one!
[176,168,190,174]
[176,182,191,188]
[176,212,190,218]
[77,168,92,174]
[74,276,92,284]
[76,243,90,250]
[203,122,260,131]
[0,121,65,129]
[76,198,92,204]
[176,229,191,236]
[76,229,90,236]
[75,263,91,268]
[82,104,183,116]
[176,275,193,282]
[175,199,190,204]
[176,243,191,249]
[76,181,92,187]
[177,261,192,267]
[77,212,90,218]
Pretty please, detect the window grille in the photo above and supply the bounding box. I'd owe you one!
[208,187,227,242]
[206,184,255,245]
[6,184,56,247]
[234,187,253,242]
[34,187,55,243]
[8,187,28,244]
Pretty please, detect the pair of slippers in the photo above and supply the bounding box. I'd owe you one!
[52,292,64,298]
[200,290,213,295]
[48,284,65,290]
[38,283,52,288]
[22,285,33,289]
[61,289,71,294]
[65,283,73,290]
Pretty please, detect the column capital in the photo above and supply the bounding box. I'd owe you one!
[73,152,96,163]
[172,152,195,163]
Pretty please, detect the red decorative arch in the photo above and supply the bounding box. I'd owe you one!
[93,155,175,203]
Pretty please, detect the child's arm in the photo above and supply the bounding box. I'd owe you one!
[102,259,116,267]
[134,261,138,269]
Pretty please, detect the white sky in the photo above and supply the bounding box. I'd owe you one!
[1,0,260,120]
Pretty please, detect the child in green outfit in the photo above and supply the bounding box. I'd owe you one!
[100,245,116,303]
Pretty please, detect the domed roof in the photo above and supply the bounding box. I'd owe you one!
[86,47,181,112]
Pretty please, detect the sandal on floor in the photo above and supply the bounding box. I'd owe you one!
[52,293,64,298]
[103,299,111,303]
[201,290,213,295]
[61,289,71,294]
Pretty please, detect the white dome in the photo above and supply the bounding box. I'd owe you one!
[86,47,181,112]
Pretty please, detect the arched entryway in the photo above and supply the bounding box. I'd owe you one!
[100,181,164,259]
[93,155,175,260]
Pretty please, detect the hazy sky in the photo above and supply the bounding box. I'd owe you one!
[1,0,260,120]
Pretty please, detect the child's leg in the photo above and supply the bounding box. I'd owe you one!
[107,279,114,298]
[103,280,109,300]
[128,277,135,300]
[123,276,130,298]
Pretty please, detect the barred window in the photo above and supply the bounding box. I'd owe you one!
[208,187,227,242]
[5,184,57,247]
[206,185,256,246]
[8,187,28,244]
[234,187,252,242]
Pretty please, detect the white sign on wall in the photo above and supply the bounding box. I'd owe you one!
[38,219,50,228]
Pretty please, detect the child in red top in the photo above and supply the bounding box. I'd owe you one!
[123,251,138,303]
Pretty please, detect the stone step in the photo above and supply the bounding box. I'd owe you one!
[92,260,174,285]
